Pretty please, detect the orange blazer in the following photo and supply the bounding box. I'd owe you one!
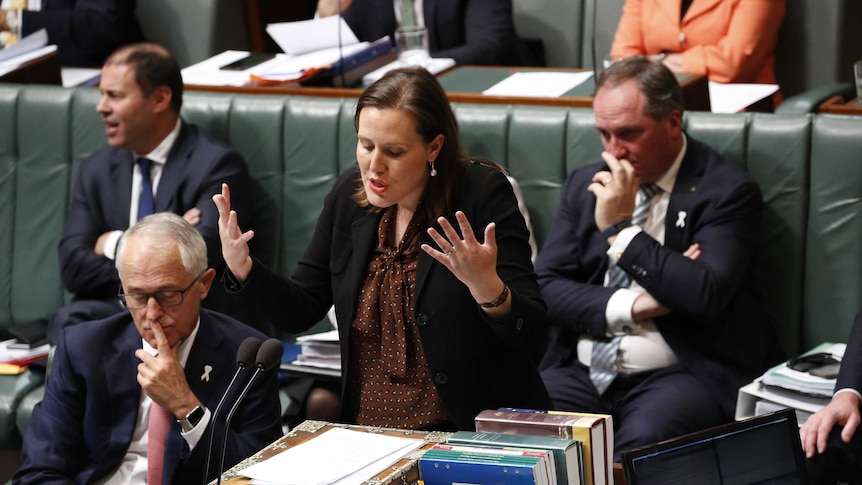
[610,0,785,85]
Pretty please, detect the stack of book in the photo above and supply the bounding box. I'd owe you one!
[291,330,341,371]
[470,409,614,485]
[420,443,558,485]
[442,430,583,485]
[735,342,845,426]
[0,338,50,375]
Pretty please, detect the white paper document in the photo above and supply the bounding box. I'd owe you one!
[482,71,594,98]
[240,427,424,485]
[0,28,49,63]
[708,81,779,113]
[266,16,360,56]
[362,57,455,85]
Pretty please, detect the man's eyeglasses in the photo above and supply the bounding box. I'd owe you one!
[118,271,204,309]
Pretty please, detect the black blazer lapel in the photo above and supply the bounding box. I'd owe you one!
[110,151,135,228]
[155,122,194,212]
[664,141,706,251]
[93,324,143,479]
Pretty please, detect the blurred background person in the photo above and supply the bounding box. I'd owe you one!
[0,0,143,66]
[608,0,785,97]
[315,0,542,66]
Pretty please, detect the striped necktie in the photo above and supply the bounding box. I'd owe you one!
[590,183,662,395]
[400,0,417,27]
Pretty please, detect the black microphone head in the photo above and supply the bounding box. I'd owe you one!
[237,337,262,368]
[255,338,284,371]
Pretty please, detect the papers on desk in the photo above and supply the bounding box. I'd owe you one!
[239,427,424,485]
[362,57,456,86]
[0,339,49,365]
[266,16,359,56]
[291,330,341,371]
[0,29,56,78]
[708,81,779,113]
[482,71,594,98]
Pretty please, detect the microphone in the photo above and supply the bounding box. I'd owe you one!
[215,338,284,485]
[201,336,261,485]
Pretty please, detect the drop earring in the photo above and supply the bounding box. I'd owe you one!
[429,160,437,177]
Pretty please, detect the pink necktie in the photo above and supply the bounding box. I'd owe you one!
[148,402,172,485]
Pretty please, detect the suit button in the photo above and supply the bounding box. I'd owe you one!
[434,373,449,385]
[515,318,524,331]
[417,313,430,327]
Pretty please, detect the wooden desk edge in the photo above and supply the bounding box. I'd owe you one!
[819,95,862,115]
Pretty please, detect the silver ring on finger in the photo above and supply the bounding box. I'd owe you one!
[444,247,455,256]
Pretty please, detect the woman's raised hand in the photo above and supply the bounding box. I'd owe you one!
[212,183,254,282]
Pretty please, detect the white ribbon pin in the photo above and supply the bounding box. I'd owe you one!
[201,365,212,382]
[676,211,687,228]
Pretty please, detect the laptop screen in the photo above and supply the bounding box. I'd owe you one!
[622,409,808,485]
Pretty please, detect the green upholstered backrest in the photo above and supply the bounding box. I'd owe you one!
[0,85,858,357]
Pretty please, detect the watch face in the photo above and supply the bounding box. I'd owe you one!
[188,406,204,425]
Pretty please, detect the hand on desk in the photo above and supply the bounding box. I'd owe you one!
[800,391,861,457]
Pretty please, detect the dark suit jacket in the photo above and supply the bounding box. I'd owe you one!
[14,309,283,484]
[229,163,551,429]
[22,0,144,66]
[536,136,784,418]
[837,313,862,394]
[341,0,534,65]
[57,121,253,322]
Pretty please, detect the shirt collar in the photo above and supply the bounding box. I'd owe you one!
[654,134,687,193]
[134,118,182,166]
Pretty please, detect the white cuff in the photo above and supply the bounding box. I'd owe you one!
[605,287,641,335]
[103,230,124,260]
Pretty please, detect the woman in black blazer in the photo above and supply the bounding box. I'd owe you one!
[214,68,550,430]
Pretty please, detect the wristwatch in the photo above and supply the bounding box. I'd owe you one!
[178,405,205,433]
[601,218,633,239]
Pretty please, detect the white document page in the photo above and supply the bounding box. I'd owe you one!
[266,16,360,56]
[482,71,594,98]
[0,28,48,63]
[240,427,423,485]
[708,81,779,113]
[362,57,456,85]
[181,50,283,86]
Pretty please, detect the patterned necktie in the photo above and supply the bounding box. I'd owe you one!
[137,158,155,221]
[147,401,172,485]
[590,183,662,395]
[400,0,417,27]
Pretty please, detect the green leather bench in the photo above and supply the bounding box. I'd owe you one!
[1,84,862,450]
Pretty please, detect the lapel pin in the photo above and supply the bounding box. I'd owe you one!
[201,364,212,382]
[676,211,687,228]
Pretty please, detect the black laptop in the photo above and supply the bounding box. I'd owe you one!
[621,408,808,484]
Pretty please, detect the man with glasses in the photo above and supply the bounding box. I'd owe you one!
[15,213,282,484]
[50,42,257,344]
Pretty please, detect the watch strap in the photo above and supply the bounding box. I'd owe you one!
[601,218,633,239]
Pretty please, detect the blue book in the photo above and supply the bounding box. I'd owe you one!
[447,430,583,485]
[420,444,554,485]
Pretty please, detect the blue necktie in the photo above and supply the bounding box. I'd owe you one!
[590,183,662,395]
[137,158,155,221]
